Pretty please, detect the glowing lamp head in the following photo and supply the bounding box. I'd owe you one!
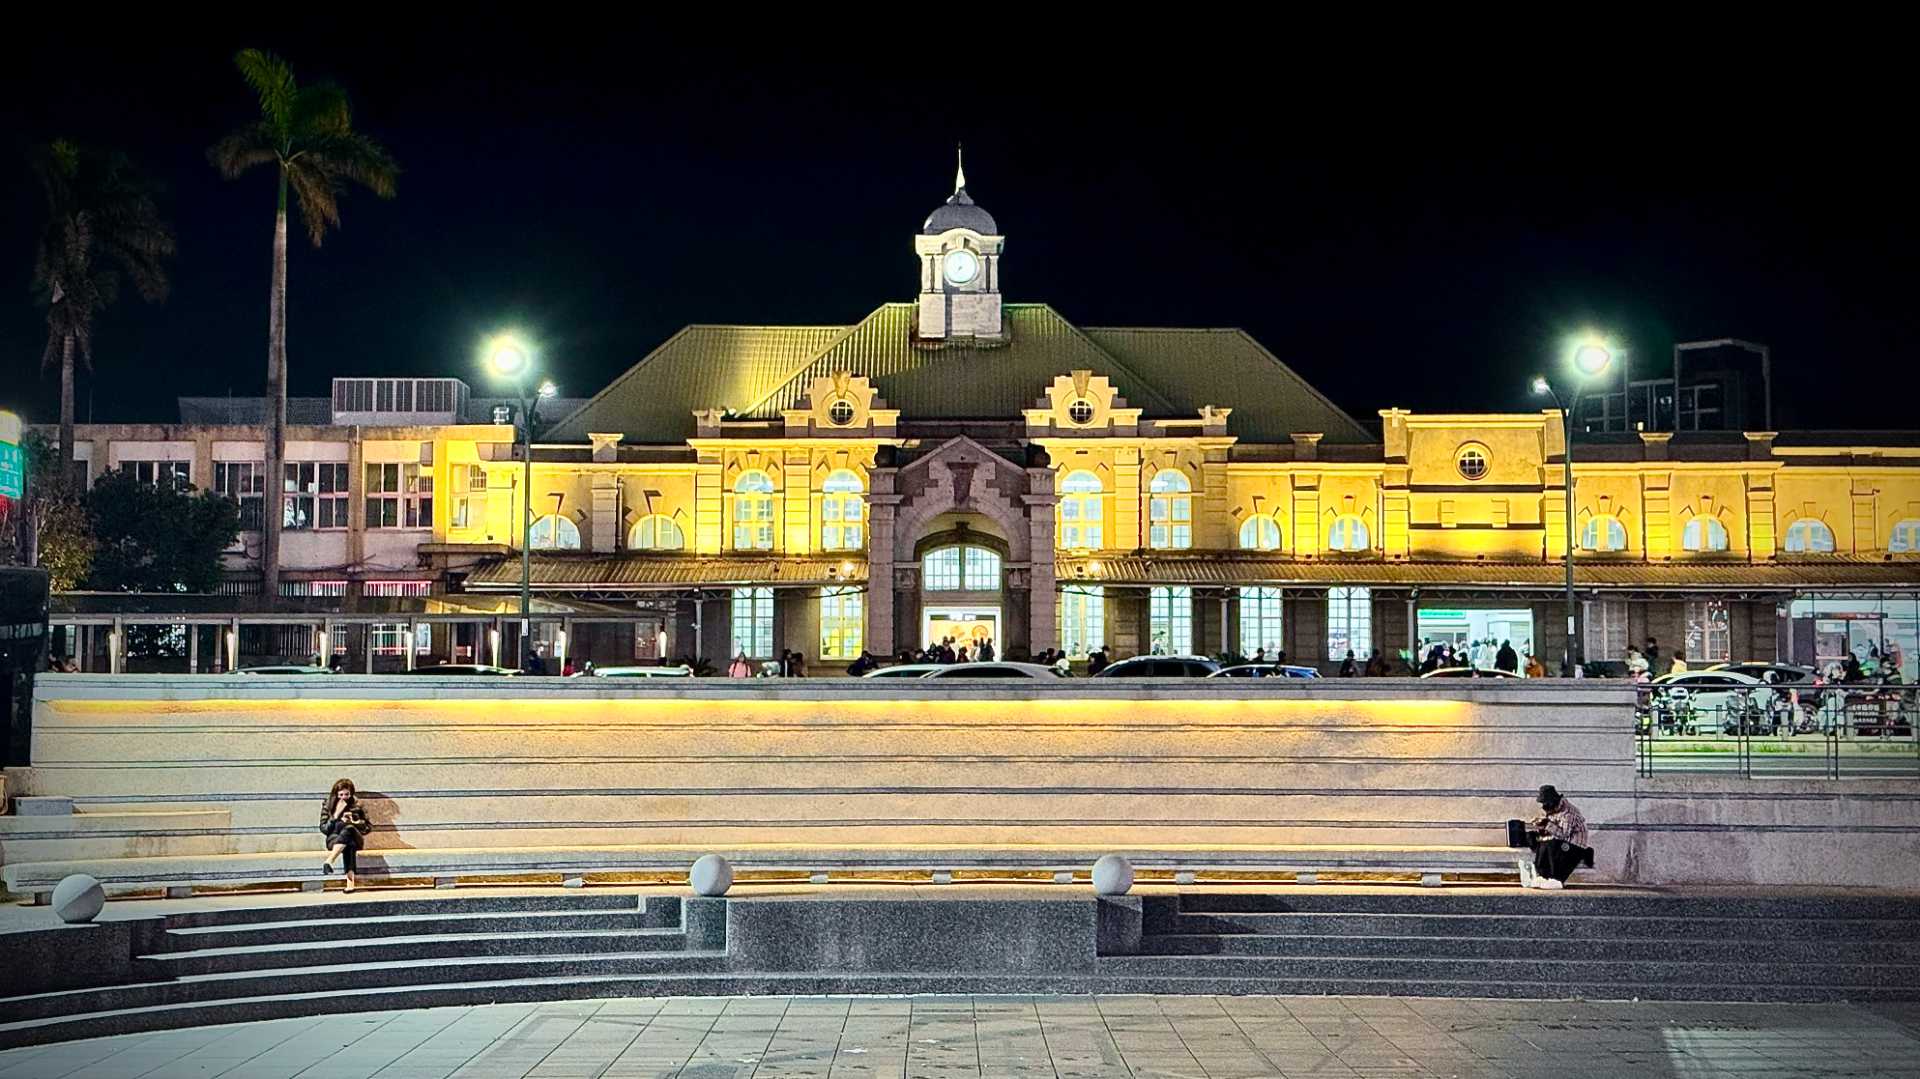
[486,335,531,378]
[1572,340,1614,377]
[537,380,558,400]
[1531,376,1551,396]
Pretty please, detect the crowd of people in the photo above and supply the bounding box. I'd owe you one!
[1413,638,1534,676]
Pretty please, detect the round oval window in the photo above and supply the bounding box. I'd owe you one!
[1068,399,1096,425]
[1455,443,1490,481]
[828,399,856,426]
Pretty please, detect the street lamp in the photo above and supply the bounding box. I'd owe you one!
[1532,335,1618,677]
[483,333,552,669]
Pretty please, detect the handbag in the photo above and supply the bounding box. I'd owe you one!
[1505,819,1530,849]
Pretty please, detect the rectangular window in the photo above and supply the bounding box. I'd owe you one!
[1327,586,1372,661]
[363,580,433,597]
[1686,600,1731,664]
[214,461,265,530]
[1238,587,1284,657]
[280,580,349,598]
[1149,586,1193,655]
[284,462,349,530]
[1583,599,1630,662]
[452,465,488,529]
[1059,586,1105,657]
[731,586,774,658]
[370,623,431,655]
[120,460,191,488]
[365,463,433,529]
[923,548,962,591]
[819,587,863,660]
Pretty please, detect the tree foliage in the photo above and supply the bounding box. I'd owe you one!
[30,141,174,370]
[208,49,399,246]
[0,432,94,590]
[83,471,240,594]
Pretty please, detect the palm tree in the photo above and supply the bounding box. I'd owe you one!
[30,140,174,481]
[209,49,397,596]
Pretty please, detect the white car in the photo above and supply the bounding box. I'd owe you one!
[1418,667,1521,679]
[861,664,946,678]
[920,662,1059,679]
[1209,664,1323,679]
[235,665,334,675]
[589,665,693,678]
[1643,670,1777,734]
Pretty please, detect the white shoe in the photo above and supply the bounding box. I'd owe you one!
[1537,878,1564,890]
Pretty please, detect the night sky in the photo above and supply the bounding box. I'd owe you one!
[6,31,1916,434]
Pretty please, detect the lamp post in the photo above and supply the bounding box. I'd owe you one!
[484,334,555,668]
[1532,337,1617,677]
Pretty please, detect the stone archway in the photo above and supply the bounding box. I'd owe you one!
[867,437,1056,658]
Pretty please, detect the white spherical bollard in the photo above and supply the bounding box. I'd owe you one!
[51,874,106,924]
[1091,855,1135,896]
[689,854,734,897]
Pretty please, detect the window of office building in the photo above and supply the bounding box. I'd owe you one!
[1327,516,1369,552]
[214,462,265,530]
[364,462,432,529]
[732,471,775,550]
[1582,516,1628,552]
[1148,470,1192,549]
[451,465,488,529]
[1060,587,1104,657]
[821,469,864,551]
[1686,600,1731,663]
[1058,470,1104,549]
[1681,517,1729,552]
[283,462,349,530]
[1583,599,1630,662]
[121,460,191,488]
[1783,518,1836,553]
[1239,516,1281,551]
[629,515,685,550]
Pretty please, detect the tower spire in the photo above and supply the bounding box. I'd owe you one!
[954,142,966,194]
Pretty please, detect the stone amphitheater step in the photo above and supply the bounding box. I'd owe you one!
[156,908,667,949]
[1136,932,1920,962]
[1097,954,1911,989]
[142,927,695,976]
[1147,910,1920,940]
[0,805,235,862]
[156,890,655,927]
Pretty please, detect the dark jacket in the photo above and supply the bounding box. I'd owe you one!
[322,799,371,837]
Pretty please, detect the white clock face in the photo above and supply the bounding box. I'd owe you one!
[942,248,980,286]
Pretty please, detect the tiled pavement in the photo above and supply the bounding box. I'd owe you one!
[2,995,1918,1079]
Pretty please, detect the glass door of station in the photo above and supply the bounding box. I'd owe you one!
[923,607,1000,652]
[1416,608,1536,655]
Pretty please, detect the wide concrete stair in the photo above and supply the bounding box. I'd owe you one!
[1099,892,1920,1002]
[0,893,726,1049]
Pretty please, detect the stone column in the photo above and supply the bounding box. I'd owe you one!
[868,473,901,656]
[1024,468,1058,657]
[589,474,621,553]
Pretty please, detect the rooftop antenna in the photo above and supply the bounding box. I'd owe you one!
[954,142,966,194]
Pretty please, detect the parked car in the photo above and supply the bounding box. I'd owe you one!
[861,664,946,678]
[1417,667,1521,679]
[1641,670,1776,734]
[920,662,1059,679]
[1208,664,1322,679]
[1705,662,1817,686]
[588,665,693,678]
[1091,655,1221,678]
[235,665,334,675]
[403,664,520,676]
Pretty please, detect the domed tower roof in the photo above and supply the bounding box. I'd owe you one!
[921,147,997,235]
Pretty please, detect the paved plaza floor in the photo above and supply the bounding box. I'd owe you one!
[3,995,1919,1079]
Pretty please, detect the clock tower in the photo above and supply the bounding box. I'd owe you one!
[915,150,1006,342]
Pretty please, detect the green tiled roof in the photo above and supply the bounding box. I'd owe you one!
[546,303,1372,444]
[545,324,848,443]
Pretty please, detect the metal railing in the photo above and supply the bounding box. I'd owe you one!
[1635,682,1917,778]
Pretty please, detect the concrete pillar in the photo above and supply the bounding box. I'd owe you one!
[109,617,123,674]
[589,475,621,554]
[188,625,199,673]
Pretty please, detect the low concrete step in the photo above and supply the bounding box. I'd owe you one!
[4,968,1912,1051]
[1155,911,1920,940]
[157,891,661,928]
[1164,892,1920,920]
[1135,932,1920,963]
[159,909,653,949]
[0,951,732,1025]
[0,808,235,863]
[1097,953,1914,988]
[141,928,692,975]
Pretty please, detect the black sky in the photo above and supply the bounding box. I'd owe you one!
[6,29,1917,434]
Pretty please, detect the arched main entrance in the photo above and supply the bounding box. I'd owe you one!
[915,526,1007,651]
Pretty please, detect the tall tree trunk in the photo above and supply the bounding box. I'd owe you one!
[58,334,76,483]
[261,174,289,599]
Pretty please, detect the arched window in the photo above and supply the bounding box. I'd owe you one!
[1783,518,1835,553]
[922,546,1001,591]
[820,469,864,551]
[1582,516,1628,552]
[1327,515,1369,552]
[1681,517,1729,553]
[1892,519,1920,553]
[628,515,684,551]
[732,470,774,550]
[1239,516,1282,551]
[529,514,581,551]
[1058,470,1104,550]
[1148,470,1192,549]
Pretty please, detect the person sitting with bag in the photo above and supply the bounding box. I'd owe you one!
[320,778,373,894]
[1517,784,1592,890]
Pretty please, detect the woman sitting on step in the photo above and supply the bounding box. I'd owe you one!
[1523,785,1591,890]
[320,778,372,893]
